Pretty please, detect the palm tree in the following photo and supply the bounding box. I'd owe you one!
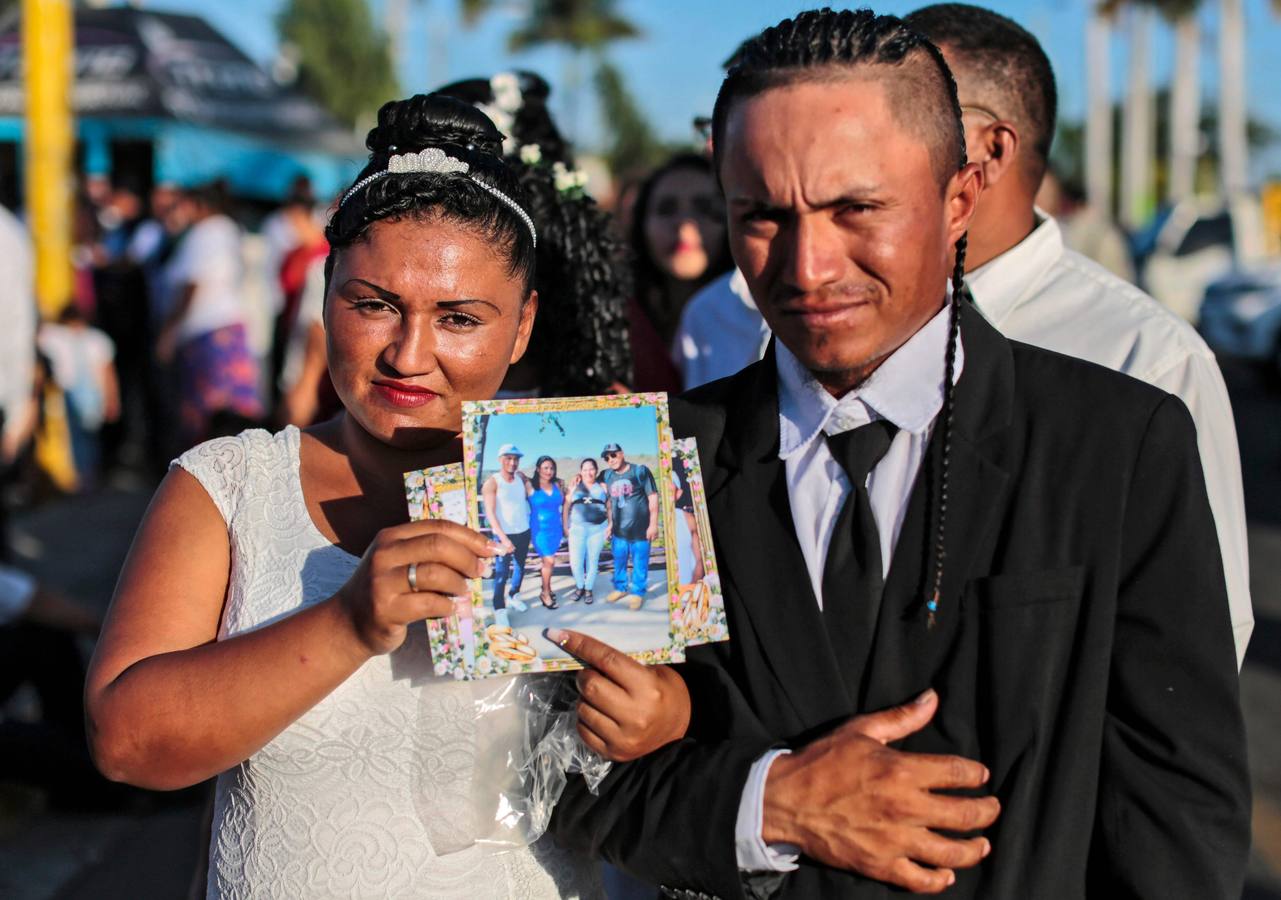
[1218,0,1247,196]
[1086,5,1115,216]
[1156,0,1204,202]
[462,0,641,142]
[383,0,451,93]
[1108,0,1200,221]
[1119,2,1156,228]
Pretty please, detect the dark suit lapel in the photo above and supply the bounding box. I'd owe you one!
[861,307,1013,712]
[698,347,857,727]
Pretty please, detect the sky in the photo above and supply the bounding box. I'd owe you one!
[480,404,662,473]
[159,0,1281,177]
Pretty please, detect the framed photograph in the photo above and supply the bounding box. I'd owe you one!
[671,438,728,646]
[460,393,685,677]
[405,463,476,678]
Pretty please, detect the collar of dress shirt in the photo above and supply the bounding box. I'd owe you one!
[966,210,1063,328]
[728,269,759,311]
[776,301,966,459]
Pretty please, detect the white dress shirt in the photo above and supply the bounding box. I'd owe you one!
[968,214,1252,666]
[674,269,771,389]
[735,304,964,873]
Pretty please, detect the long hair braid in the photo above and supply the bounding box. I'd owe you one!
[917,20,969,629]
[929,233,966,628]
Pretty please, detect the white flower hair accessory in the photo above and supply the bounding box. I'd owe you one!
[476,102,517,155]
[519,143,543,166]
[481,73,524,156]
[490,73,524,114]
[552,161,589,197]
[339,146,537,247]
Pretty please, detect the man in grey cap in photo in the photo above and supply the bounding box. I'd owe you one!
[601,442,659,610]
[482,443,532,624]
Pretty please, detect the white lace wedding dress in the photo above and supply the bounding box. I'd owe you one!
[177,427,602,899]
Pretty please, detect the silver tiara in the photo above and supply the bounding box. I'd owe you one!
[339,147,537,247]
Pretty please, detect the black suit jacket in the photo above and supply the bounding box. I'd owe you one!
[550,309,1250,899]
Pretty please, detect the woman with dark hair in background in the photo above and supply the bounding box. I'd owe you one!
[528,454,566,609]
[85,93,689,899]
[627,153,732,393]
[436,71,633,397]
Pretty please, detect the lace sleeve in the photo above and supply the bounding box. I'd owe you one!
[171,430,269,526]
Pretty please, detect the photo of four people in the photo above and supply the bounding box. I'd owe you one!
[482,441,659,617]
[470,401,683,660]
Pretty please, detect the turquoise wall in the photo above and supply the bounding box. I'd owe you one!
[0,117,362,202]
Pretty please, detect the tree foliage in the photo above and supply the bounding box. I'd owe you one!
[593,58,668,176]
[1097,0,1201,18]
[505,0,640,54]
[277,0,399,129]
[1054,90,1277,203]
[462,0,643,156]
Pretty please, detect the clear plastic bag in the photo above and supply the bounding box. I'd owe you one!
[431,672,612,857]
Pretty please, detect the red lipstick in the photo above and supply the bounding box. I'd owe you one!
[372,380,439,408]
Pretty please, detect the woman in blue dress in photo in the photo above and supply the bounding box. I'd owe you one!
[528,455,566,609]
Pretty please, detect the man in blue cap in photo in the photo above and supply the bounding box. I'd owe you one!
[601,442,659,610]
[481,443,532,625]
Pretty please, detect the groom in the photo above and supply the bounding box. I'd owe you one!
[550,9,1249,899]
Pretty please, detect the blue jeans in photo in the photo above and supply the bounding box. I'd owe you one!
[611,537,651,596]
[568,522,608,590]
[491,529,531,609]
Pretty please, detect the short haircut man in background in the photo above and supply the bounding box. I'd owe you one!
[906,2,1252,665]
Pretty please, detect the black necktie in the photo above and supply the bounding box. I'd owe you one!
[821,419,898,701]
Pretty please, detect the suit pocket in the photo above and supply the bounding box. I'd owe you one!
[971,565,1084,612]
[965,566,1085,790]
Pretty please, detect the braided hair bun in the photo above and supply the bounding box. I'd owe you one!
[326,93,536,292]
[364,93,504,162]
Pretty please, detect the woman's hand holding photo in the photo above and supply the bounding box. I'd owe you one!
[337,519,497,656]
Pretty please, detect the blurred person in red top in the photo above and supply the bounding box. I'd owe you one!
[627,154,732,393]
[270,183,329,396]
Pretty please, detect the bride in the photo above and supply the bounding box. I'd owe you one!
[84,94,689,899]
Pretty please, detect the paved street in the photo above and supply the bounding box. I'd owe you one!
[500,564,673,661]
[0,479,211,900]
[2,359,1280,898]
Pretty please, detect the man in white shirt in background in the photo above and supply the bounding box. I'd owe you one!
[674,268,770,389]
[905,2,1252,666]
